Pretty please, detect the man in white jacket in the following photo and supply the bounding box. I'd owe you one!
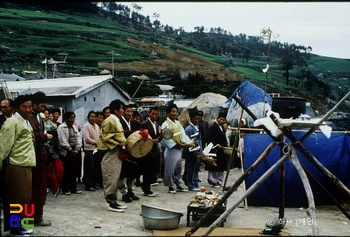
[57,111,82,195]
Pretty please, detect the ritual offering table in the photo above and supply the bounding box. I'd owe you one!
[186,189,227,227]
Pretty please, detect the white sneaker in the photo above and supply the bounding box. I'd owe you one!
[20,227,33,234]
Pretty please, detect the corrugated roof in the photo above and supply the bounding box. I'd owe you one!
[0,73,25,81]
[6,75,128,98]
[156,84,174,90]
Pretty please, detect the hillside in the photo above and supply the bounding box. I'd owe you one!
[0,2,350,114]
[98,38,244,81]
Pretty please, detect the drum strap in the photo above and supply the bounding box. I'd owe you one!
[103,129,146,134]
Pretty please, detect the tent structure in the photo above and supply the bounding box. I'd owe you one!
[178,92,227,128]
[225,81,272,128]
[244,131,350,207]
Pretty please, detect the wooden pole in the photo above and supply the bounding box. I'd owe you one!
[239,143,248,210]
[289,145,319,235]
[200,152,290,236]
[223,93,247,191]
[278,133,285,228]
[228,127,264,132]
[185,141,277,236]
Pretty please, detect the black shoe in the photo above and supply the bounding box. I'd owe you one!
[85,187,96,191]
[128,192,140,200]
[168,186,176,194]
[108,202,126,212]
[143,191,158,197]
[122,194,132,203]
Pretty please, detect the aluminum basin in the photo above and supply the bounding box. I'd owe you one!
[141,204,183,218]
[140,213,183,230]
[140,204,183,230]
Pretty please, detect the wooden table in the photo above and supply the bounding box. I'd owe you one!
[187,203,226,227]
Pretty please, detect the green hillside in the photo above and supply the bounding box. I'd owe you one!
[0,2,349,113]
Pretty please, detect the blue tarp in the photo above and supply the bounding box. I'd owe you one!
[226,81,273,107]
[244,131,350,207]
[226,82,273,127]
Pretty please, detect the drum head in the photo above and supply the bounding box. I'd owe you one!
[126,131,153,158]
[162,128,173,139]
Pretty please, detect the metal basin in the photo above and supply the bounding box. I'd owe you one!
[140,204,183,230]
[140,213,183,230]
[141,204,183,217]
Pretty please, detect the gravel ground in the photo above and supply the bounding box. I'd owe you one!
[1,162,349,236]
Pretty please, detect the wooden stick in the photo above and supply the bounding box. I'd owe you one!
[278,133,285,228]
[223,93,247,191]
[200,152,290,236]
[239,143,248,210]
[289,145,319,236]
[228,127,264,132]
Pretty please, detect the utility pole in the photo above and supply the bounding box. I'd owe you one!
[112,51,114,77]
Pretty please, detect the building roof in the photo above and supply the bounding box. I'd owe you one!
[0,73,25,81]
[6,75,130,99]
[156,84,174,91]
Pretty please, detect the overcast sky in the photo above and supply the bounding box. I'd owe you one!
[120,2,350,59]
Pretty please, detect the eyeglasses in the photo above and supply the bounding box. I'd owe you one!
[0,106,9,109]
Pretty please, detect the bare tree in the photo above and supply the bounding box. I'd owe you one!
[129,3,143,28]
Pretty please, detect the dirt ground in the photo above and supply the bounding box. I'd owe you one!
[1,162,349,236]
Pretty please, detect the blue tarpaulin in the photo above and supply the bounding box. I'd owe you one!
[226,81,272,107]
[244,131,350,207]
[226,82,273,127]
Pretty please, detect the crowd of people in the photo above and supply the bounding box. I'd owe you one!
[0,94,243,236]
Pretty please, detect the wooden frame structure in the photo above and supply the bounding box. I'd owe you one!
[185,91,350,236]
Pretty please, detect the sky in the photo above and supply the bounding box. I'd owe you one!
[119,2,350,59]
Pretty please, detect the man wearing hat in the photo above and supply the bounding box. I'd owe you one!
[182,106,202,191]
[204,106,230,187]
[197,110,208,147]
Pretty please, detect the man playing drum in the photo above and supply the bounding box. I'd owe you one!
[97,99,127,212]
[118,104,141,203]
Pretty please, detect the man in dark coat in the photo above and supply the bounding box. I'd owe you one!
[204,107,229,188]
[198,110,208,147]
[28,91,53,226]
[139,107,162,197]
